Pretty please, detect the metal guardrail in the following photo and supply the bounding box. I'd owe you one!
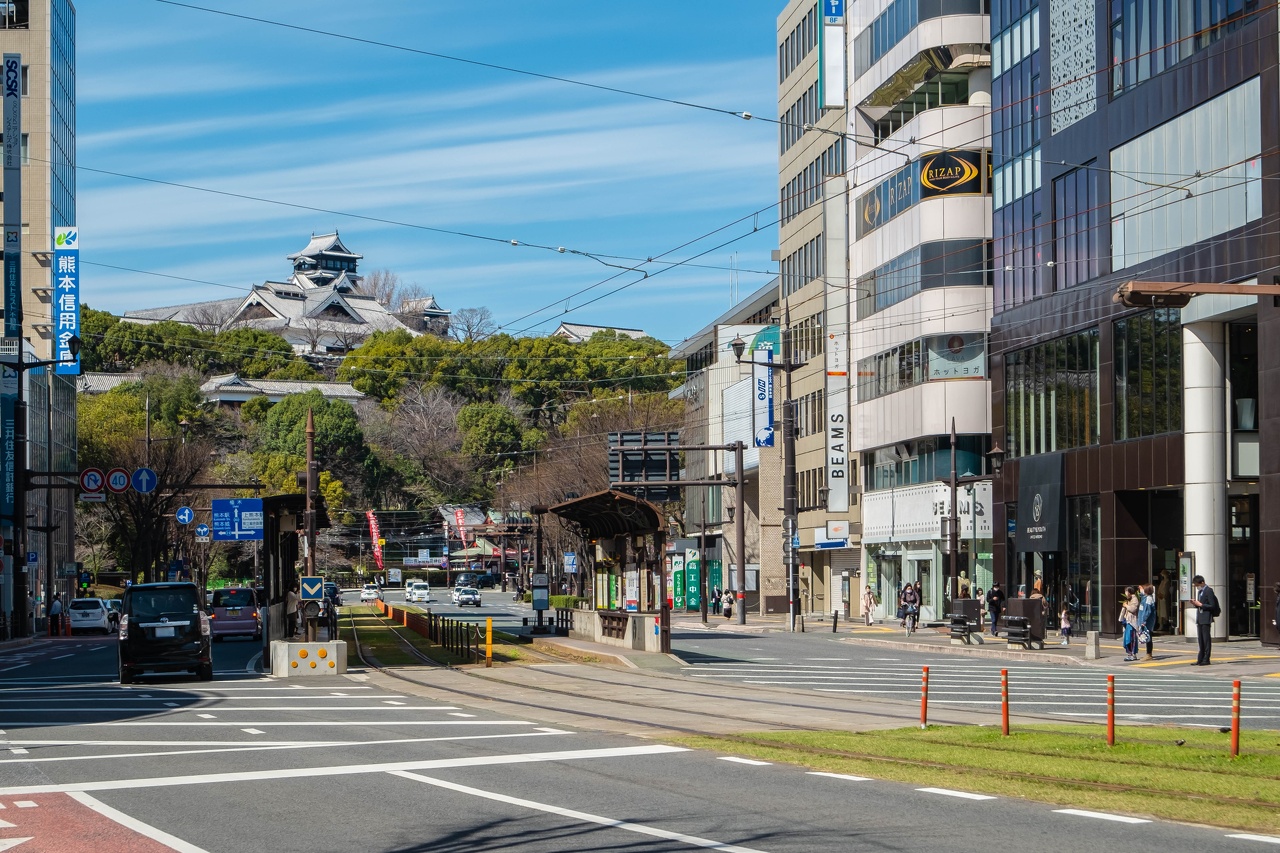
[376,601,480,661]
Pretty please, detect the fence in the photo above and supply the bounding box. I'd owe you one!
[372,600,481,662]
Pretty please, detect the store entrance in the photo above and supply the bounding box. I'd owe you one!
[1229,495,1260,638]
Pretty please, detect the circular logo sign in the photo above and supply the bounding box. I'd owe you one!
[1032,493,1044,523]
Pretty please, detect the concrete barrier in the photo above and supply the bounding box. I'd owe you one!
[271,640,347,676]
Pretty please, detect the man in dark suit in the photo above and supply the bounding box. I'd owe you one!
[1190,574,1219,666]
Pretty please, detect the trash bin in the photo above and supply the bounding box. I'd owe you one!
[1005,598,1046,649]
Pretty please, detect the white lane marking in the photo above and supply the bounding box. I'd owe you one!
[7,749,27,755]
[246,652,262,674]
[9,720,533,729]
[0,665,30,672]
[0,818,12,827]
[0,730,568,766]
[164,703,178,707]
[0,837,33,849]
[68,792,211,853]
[448,712,476,718]
[916,787,996,801]
[528,664,583,668]
[1053,809,1150,824]
[383,701,406,706]
[807,772,872,782]
[1226,834,1280,845]
[330,693,348,696]
[2,705,461,713]
[717,757,771,766]
[391,770,769,853]
[240,729,265,735]
[13,802,37,808]
[51,654,74,660]
[197,714,216,719]
[0,744,688,795]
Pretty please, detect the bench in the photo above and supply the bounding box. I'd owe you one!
[948,613,984,645]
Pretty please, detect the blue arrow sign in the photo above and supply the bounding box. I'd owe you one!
[195,523,210,538]
[300,576,324,600]
[175,506,194,525]
[131,467,158,494]
[211,498,265,541]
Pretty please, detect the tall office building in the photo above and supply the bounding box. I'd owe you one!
[846,0,995,622]
[988,0,1278,645]
[770,0,859,620]
[0,0,77,632]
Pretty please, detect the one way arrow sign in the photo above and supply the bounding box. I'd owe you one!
[300,577,324,600]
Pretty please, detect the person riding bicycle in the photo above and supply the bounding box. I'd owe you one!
[900,583,920,632]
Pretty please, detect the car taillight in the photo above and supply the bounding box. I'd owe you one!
[118,614,129,640]
[199,612,211,637]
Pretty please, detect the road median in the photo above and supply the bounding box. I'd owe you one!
[673,724,1280,834]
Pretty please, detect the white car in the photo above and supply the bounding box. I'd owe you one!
[406,582,431,603]
[68,598,112,634]
[455,587,481,607]
[359,584,382,602]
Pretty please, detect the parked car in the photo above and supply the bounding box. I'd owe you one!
[210,587,261,641]
[406,582,431,603]
[118,582,212,683]
[455,587,481,607]
[68,598,112,634]
[359,584,382,602]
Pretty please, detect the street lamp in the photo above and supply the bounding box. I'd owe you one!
[3,334,81,638]
[731,324,807,633]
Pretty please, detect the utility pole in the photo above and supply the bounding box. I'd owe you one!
[735,441,747,627]
[949,417,959,605]
[305,408,317,578]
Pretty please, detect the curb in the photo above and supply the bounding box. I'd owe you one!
[840,636,1088,665]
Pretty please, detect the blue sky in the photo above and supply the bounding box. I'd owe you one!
[76,1,785,345]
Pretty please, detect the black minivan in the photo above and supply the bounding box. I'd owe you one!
[118,582,213,683]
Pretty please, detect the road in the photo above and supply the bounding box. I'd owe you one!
[378,586,533,633]
[674,630,1280,729]
[1,629,1277,851]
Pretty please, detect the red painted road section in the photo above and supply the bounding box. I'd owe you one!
[0,794,183,852]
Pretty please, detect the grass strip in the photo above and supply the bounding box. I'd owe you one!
[341,606,522,666]
[671,725,1280,834]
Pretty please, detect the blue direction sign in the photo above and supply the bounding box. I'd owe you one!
[211,498,265,541]
[175,506,194,525]
[131,467,158,494]
[195,523,211,538]
[300,576,324,600]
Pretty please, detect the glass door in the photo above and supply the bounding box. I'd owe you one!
[1228,495,1259,638]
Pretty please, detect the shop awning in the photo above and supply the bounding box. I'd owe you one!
[548,490,663,539]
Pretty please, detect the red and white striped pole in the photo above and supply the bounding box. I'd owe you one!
[920,666,929,729]
[1001,668,1010,736]
[1230,680,1241,758]
[1106,674,1115,747]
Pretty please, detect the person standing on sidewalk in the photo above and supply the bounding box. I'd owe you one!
[721,589,733,619]
[985,583,1005,636]
[49,593,63,636]
[1190,575,1219,665]
[1121,586,1140,660]
[862,584,876,626]
[1272,582,1280,634]
[1137,583,1157,660]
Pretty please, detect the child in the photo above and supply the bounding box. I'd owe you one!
[1059,604,1072,647]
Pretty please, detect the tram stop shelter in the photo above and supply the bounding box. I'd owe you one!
[548,489,671,652]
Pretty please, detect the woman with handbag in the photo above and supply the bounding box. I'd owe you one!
[1121,586,1140,661]
[862,584,876,626]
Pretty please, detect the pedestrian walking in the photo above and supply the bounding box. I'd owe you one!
[861,584,876,626]
[27,593,35,637]
[721,590,733,620]
[1272,582,1280,634]
[1137,583,1157,660]
[1059,603,1072,646]
[49,593,63,637]
[1190,575,1219,665]
[985,583,1005,636]
[1120,586,1140,660]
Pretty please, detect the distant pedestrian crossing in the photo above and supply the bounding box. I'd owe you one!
[680,655,1280,729]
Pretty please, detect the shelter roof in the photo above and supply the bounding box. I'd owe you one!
[548,490,662,538]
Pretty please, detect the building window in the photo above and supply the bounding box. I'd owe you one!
[1005,328,1099,458]
[779,4,820,85]
[867,435,991,490]
[858,333,988,402]
[1053,165,1106,290]
[855,0,992,79]
[1114,308,1182,441]
[857,239,990,320]
[1111,0,1260,94]
[1110,78,1261,271]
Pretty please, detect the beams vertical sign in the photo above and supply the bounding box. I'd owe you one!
[2,53,20,337]
[824,176,850,512]
[53,227,79,373]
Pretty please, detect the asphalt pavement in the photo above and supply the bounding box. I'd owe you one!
[1,616,1279,851]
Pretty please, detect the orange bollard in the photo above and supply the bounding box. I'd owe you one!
[1106,674,1115,747]
[920,666,929,729]
[1231,680,1241,758]
[1001,668,1010,736]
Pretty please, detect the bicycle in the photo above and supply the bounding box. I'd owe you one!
[904,604,918,637]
